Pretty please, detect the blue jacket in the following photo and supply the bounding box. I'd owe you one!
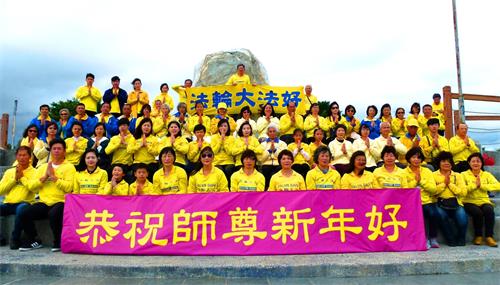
[102,88,128,114]
[66,116,98,138]
[361,118,381,140]
[29,116,55,141]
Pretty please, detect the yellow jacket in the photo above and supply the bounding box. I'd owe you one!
[268,170,306,191]
[129,180,160,195]
[99,180,130,196]
[225,74,251,85]
[344,117,360,137]
[210,116,237,136]
[73,168,108,194]
[135,116,164,136]
[259,139,288,166]
[287,142,311,165]
[373,166,409,189]
[304,115,329,138]
[172,85,189,103]
[154,93,174,110]
[211,134,236,165]
[75,86,102,113]
[188,115,211,134]
[127,135,159,164]
[461,170,500,206]
[306,167,341,190]
[279,113,304,135]
[433,170,467,205]
[0,166,36,204]
[127,90,150,118]
[398,135,421,164]
[33,139,51,168]
[153,166,187,194]
[187,139,210,162]
[340,171,377,189]
[158,136,189,165]
[233,136,263,166]
[420,134,449,163]
[230,168,266,192]
[28,161,76,206]
[188,167,229,193]
[406,114,426,137]
[303,94,318,113]
[326,115,348,135]
[404,166,438,205]
[256,116,280,140]
[391,117,406,138]
[65,137,89,165]
[105,133,134,165]
[352,138,378,168]
[449,135,480,163]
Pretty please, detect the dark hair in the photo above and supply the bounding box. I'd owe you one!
[76,149,98,172]
[194,101,205,109]
[23,124,38,137]
[101,101,111,108]
[193,124,206,133]
[313,146,332,164]
[433,93,441,99]
[278,149,294,165]
[237,121,253,137]
[348,151,366,175]
[293,128,304,138]
[379,103,391,119]
[360,124,371,133]
[240,149,257,165]
[39,104,50,111]
[395,107,405,117]
[71,121,83,135]
[405,147,425,163]
[422,104,432,110]
[166,121,182,138]
[467,152,484,171]
[76,103,86,108]
[111,164,126,174]
[160,83,169,91]
[344,105,356,115]
[16,145,32,156]
[237,63,245,69]
[434,151,454,169]
[134,118,153,139]
[139,104,152,117]
[313,128,325,138]
[131,78,141,85]
[309,103,320,114]
[86,73,95,79]
[93,122,106,136]
[111,76,120,82]
[191,146,214,176]
[177,102,187,112]
[261,103,276,117]
[133,163,148,173]
[327,102,341,117]
[410,102,421,114]
[335,124,347,135]
[239,106,252,117]
[184,79,193,85]
[118,118,130,127]
[366,105,378,117]
[217,119,231,136]
[427,118,440,126]
[381,145,397,159]
[49,138,66,150]
[159,147,177,164]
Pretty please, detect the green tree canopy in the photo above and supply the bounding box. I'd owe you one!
[49,98,79,121]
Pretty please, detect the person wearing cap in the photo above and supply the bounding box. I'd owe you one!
[210,102,237,135]
[225,63,252,86]
[398,118,421,166]
[420,118,449,168]
[372,122,407,167]
[449,123,479,172]
[75,73,102,117]
[102,76,128,118]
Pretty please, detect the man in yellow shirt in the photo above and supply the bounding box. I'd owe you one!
[279,101,304,144]
[75,73,102,117]
[172,79,193,104]
[420,118,449,168]
[303,85,318,114]
[431,93,445,136]
[19,138,76,252]
[225,63,252,86]
[449,123,479,172]
[0,146,36,249]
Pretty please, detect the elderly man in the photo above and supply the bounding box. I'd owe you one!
[259,123,288,190]
[449,123,479,172]
[303,85,318,113]
[373,121,407,167]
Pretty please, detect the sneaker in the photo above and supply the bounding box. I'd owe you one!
[426,240,431,249]
[430,238,440,248]
[19,240,43,251]
[485,237,498,248]
[9,239,21,250]
[51,247,61,252]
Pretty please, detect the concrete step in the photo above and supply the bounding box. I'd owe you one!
[485,166,500,181]
[0,246,499,279]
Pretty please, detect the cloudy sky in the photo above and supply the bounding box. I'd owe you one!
[1,0,499,149]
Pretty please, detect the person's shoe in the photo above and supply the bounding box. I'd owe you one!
[0,238,7,246]
[473,236,483,246]
[430,238,440,248]
[9,239,21,250]
[447,241,457,247]
[485,237,498,248]
[426,240,431,249]
[19,240,43,251]
[51,247,61,252]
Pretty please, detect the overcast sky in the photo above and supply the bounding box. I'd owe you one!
[1,0,499,149]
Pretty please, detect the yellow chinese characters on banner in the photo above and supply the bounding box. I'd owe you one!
[176,85,306,116]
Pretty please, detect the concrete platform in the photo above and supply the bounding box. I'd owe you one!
[0,245,499,279]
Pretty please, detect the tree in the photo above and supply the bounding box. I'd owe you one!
[49,98,80,121]
[318,100,330,117]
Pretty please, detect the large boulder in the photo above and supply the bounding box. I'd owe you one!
[193,49,269,87]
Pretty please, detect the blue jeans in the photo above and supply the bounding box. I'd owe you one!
[422,203,439,239]
[0,202,30,241]
[436,205,468,245]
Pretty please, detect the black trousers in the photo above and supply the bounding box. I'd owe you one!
[453,161,469,173]
[463,203,495,237]
[19,202,64,246]
[292,163,310,180]
[261,165,280,190]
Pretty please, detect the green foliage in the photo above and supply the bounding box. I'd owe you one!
[49,98,80,121]
[318,100,330,117]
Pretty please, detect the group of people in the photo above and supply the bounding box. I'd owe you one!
[1,67,499,253]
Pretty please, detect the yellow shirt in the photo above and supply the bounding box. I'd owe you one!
[279,113,304,135]
[28,161,76,206]
[326,115,348,135]
[256,116,280,140]
[187,139,210,162]
[344,117,361,137]
[158,136,190,165]
[172,85,189,103]
[308,142,326,164]
[461,170,500,206]
[188,167,229,193]
[373,166,409,189]
[230,169,265,192]
[352,138,378,168]
[105,133,134,165]
[225,74,251,85]
[340,171,377,189]
[210,116,237,136]
[306,167,341,190]
[304,115,329,138]
[233,136,263,166]
[127,135,159,164]
[420,134,449,163]
[211,134,236,165]
[433,170,467,204]
[127,90,150,118]
[153,166,188,194]
[0,166,36,204]
[187,114,211,134]
[75,86,102,113]
[99,180,130,196]
[287,142,311,165]
[65,137,89,165]
[404,167,437,205]
[109,88,121,113]
[154,93,175,110]
[449,135,480,163]
[391,117,406,138]
[33,139,51,168]
[303,94,318,113]
[268,170,306,191]
[398,135,421,164]
[405,114,426,137]
[129,180,160,195]
[73,168,108,194]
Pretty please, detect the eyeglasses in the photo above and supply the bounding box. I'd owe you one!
[347,109,354,112]
[397,112,405,114]
[28,130,38,133]
[331,106,339,109]
[201,153,213,159]
[60,113,68,116]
